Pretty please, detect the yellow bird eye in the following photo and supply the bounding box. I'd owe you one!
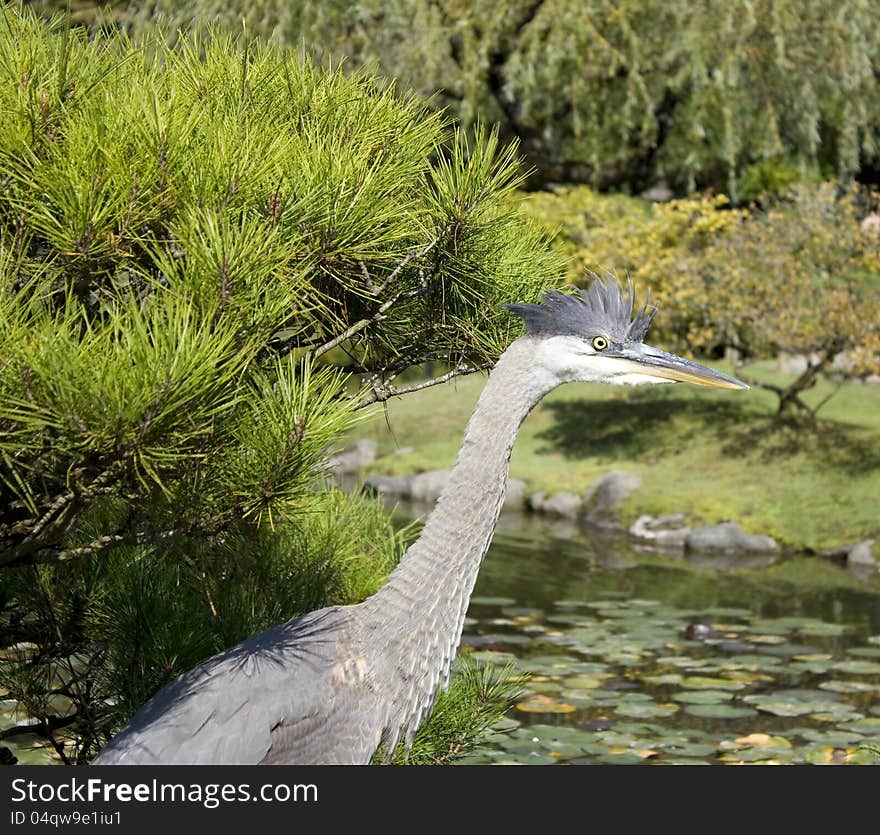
[591,335,609,351]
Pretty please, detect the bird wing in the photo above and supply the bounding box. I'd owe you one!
[93,606,384,765]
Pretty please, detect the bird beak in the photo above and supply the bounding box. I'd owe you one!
[609,344,749,390]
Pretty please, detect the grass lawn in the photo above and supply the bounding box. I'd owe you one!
[355,360,880,552]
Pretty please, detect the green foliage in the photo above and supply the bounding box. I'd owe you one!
[737,157,822,206]
[0,6,557,762]
[379,658,524,765]
[105,0,880,195]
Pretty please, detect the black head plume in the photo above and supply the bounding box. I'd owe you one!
[505,273,657,343]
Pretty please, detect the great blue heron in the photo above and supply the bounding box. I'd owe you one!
[93,276,747,765]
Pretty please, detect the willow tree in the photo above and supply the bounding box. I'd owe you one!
[0,7,554,762]
[76,0,880,196]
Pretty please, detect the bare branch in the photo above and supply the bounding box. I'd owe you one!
[2,527,182,568]
[310,236,445,360]
[0,714,79,742]
[0,466,123,566]
[356,362,488,408]
[368,235,442,297]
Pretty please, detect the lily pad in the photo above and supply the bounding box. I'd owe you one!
[563,675,607,690]
[802,745,871,765]
[614,702,679,719]
[846,647,880,659]
[794,728,867,746]
[719,732,792,750]
[468,650,519,665]
[683,704,757,719]
[798,622,848,637]
[680,676,747,691]
[515,695,577,714]
[672,690,734,705]
[641,673,685,686]
[837,717,880,735]
[819,680,878,694]
[831,660,880,675]
[743,691,838,717]
[719,748,795,764]
[658,742,718,758]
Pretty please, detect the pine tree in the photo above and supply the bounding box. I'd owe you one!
[0,6,554,763]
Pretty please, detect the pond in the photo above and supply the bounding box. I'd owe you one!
[455,516,880,765]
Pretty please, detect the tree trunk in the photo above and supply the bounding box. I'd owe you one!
[776,355,830,419]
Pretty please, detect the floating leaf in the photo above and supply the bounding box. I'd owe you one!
[683,704,757,719]
[846,647,880,659]
[719,733,792,750]
[641,673,684,686]
[515,695,577,714]
[831,660,880,675]
[673,690,733,704]
[819,680,878,694]
[799,622,848,637]
[614,702,679,718]
[680,676,747,691]
[743,690,838,717]
[564,674,608,690]
[747,634,789,644]
[659,742,718,758]
[802,745,866,765]
[837,717,880,735]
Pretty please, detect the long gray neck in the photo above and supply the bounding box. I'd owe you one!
[362,337,555,749]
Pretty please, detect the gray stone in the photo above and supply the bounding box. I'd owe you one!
[847,539,877,567]
[640,181,673,202]
[684,521,778,554]
[363,474,413,498]
[629,513,690,551]
[583,471,642,525]
[366,470,526,509]
[409,469,452,503]
[327,439,378,476]
[527,491,546,513]
[539,491,582,519]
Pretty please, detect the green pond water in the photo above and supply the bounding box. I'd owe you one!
[457,519,880,765]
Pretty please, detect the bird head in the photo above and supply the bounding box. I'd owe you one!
[506,275,748,390]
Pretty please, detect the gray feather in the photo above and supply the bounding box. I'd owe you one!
[506,273,656,343]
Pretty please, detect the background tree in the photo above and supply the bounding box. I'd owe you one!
[31,0,880,197]
[0,6,550,762]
